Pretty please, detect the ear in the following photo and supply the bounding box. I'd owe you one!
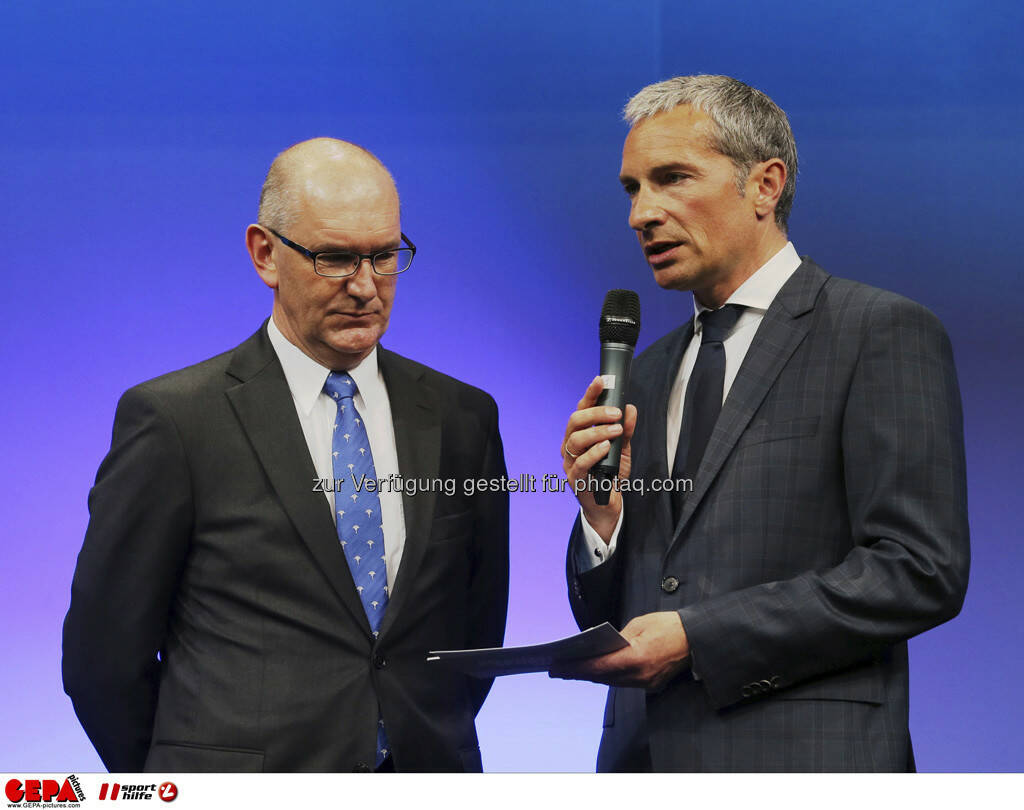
[749,158,787,222]
[246,224,279,290]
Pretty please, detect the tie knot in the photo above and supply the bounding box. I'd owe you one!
[324,371,358,401]
[699,304,744,344]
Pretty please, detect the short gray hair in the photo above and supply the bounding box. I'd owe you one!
[257,155,301,232]
[624,75,798,231]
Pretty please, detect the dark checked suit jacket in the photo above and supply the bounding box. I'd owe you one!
[63,322,509,772]
[567,258,970,772]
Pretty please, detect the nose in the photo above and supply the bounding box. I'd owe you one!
[628,185,666,232]
[344,257,378,303]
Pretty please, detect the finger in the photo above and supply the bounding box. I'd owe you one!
[549,669,613,684]
[618,615,645,639]
[565,422,623,459]
[564,405,623,442]
[587,651,635,675]
[553,647,641,683]
[549,652,648,687]
[622,404,638,441]
[575,376,605,411]
[548,662,594,680]
[550,669,643,687]
[566,438,612,479]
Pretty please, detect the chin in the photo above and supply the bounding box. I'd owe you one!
[651,266,699,292]
[326,326,384,358]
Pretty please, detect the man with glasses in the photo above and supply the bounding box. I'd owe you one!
[62,138,509,772]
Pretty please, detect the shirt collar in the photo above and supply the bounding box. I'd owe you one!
[266,316,381,415]
[693,241,803,321]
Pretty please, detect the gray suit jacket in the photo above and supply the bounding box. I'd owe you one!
[63,322,509,772]
[567,259,969,771]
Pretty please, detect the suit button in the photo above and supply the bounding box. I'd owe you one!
[373,654,388,669]
[353,762,372,772]
[741,685,752,698]
[661,576,679,593]
[759,679,772,690]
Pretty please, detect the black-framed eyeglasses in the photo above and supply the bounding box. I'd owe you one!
[266,227,416,278]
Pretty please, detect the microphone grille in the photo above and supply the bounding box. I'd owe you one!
[599,289,641,345]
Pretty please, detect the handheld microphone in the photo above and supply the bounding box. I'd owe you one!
[591,289,641,505]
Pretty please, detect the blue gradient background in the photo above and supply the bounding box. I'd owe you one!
[2,0,1021,772]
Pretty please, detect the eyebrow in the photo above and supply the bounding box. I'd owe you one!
[313,239,402,254]
[620,160,703,186]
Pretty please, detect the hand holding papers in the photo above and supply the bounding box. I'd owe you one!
[427,623,628,678]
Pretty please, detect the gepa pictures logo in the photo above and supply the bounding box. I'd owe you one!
[5,775,85,805]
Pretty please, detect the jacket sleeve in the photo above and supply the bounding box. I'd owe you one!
[62,386,193,771]
[678,298,970,709]
[466,395,510,715]
[566,513,623,631]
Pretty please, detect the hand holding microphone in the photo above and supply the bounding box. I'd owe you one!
[561,290,641,542]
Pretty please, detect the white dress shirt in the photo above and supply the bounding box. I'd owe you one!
[267,317,406,592]
[578,242,803,565]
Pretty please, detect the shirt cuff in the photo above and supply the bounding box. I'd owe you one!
[574,507,624,572]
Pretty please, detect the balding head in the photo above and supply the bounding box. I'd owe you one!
[247,138,405,370]
[257,138,399,232]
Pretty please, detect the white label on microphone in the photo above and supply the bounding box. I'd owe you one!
[600,374,616,390]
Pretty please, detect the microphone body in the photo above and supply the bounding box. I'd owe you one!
[590,290,641,505]
[592,342,634,495]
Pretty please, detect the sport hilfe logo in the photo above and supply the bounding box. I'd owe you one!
[97,783,177,802]
[5,775,85,804]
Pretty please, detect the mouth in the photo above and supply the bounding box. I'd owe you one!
[330,311,378,319]
[643,240,685,264]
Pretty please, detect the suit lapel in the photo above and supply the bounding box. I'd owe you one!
[668,260,829,549]
[375,348,442,640]
[224,324,373,638]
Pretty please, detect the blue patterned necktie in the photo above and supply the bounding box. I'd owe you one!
[324,371,390,767]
